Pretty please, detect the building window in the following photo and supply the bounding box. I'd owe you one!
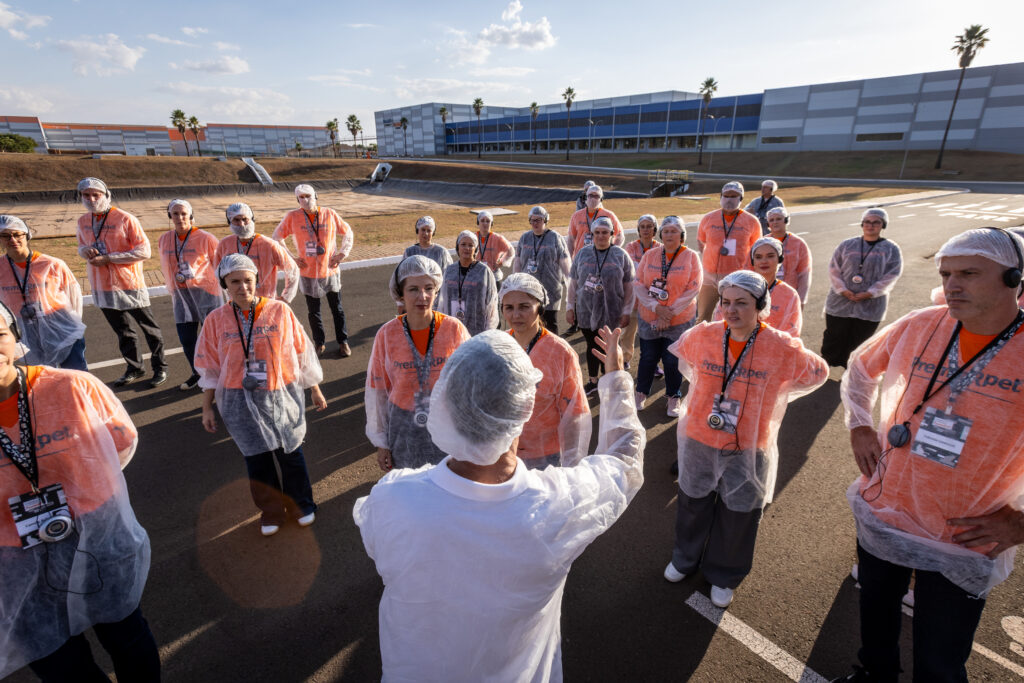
[761,136,798,144]
[855,132,904,142]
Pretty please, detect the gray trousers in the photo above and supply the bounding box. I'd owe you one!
[671,488,763,589]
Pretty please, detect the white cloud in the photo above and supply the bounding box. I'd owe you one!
[55,34,145,76]
[181,26,208,37]
[480,15,555,50]
[213,41,239,51]
[393,77,524,103]
[0,2,50,40]
[445,2,555,66]
[0,85,53,114]
[345,23,377,28]
[446,29,490,66]
[159,82,294,122]
[468,66,534,77]
[501,0,522,22]
[146,33,193,46]
[172,56,250,75]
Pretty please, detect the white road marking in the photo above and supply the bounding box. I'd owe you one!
[897,214,916,218]
[1010,207,1024,214]
[685,591,828,683]
[900,604,1024,676]
[87,346,183,371]
[794,231,810,236]
[977,205,1008,212]
[903,202,934,207]
[158,618,221,663]
[849,222,861,226]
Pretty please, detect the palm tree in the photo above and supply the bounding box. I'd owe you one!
[346,114,362,158]
[472,98,484,159]
[696,77,718,166]
[935,24,990,169]
[187,115,202,157]
[561,87,575,161]
[400,117,409,156]
[326,118,339,157]
[530,102,539,155]
[439,106,449,156]
[170,109,189,157]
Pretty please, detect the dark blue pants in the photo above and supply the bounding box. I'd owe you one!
[244,447,317,526]
[28,606,160,682]
[175,322,200,373]
[58,337,88,371]
[637,336,682,396]
[100,306,166,374]
[305,291,348,348]
[856,542,986,683]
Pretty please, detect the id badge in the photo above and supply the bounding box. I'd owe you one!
[712,394,741,434]
[526,258,538,274]
[305,240,319,258]
[242,359,268,391]
[722,238,737,256]
[412,390,430,428]
[649,277,669,301]
[583,232,593,246]
[19,302,41,321]
[8,483,73,549]
[584,275,603,293]
[453,299,466,320]
[910,406,971,468]
[93,241,108,255]
[176,261,194,283]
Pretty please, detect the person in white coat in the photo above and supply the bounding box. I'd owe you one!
[354,327,645,682]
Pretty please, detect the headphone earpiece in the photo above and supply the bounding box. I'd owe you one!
[755,286,768,311]
[983,227,1024,288]
[783,215,790,225]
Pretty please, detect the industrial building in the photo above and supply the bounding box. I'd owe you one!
[373,61,1024,157]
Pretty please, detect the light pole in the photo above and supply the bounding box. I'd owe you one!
[588,118,595,164]
[899,100,919,180]
[707,115,725,172]
[504,123,513,161]
[447,128,455,156]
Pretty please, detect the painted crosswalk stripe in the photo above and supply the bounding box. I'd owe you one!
[88,347,184,371]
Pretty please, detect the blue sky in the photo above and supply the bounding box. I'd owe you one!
[1,0,1022,140]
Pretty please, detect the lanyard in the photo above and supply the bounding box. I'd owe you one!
[720,210,739,241]
[457,262,475,300]
[661,247,682,279]
[402,314,437,395]
[236,235,256,257]
[477,231,491,260]
[768,279,778,293]
[91,211,110,244]
[858,237,885,273]
[911,310,1023,415]
[525,328,545,354]
[0,369,39,492]
[232,299,260,361]
[593,246,611,279]
[6,254,33,303]
[720,325,760,396]
[585,209,600,232]
[173,228,194,266]
[302,210,322,249]
[640,240,654,255]
[756,197,773,218]
[531,229,550,256]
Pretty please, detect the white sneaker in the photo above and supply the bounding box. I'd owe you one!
[851,563,859,582]
[667,396,681,417]
[663,561,686,582]
[260,524,280,537]
[902,588,914,608]
[710,585,734,608]
[635,391,647,411]
[297,512,316,527]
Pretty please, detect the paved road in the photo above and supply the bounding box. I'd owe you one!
[7,194,1024,682]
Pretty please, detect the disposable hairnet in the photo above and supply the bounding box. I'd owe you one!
[0,300,29,360]
[766,206,789,219]
[294,183,316,198]
[587,185,604,198]
[637,214,657,228]
[476,210,493,224]
[583,180,595,191]
[719,269,771,317]
[751,236,783,260]
[862,207,889,227]
[935,227,1024,271]
[167,199,192,216]
[390,254,443,303]
[217,253,258,281]
[77,177,109,195]
[528,206,549,222]
[660,215,685,241]
[427,330,543,466]
[722,181,744,195]
[416,216,436,233]
[456,230,479,251]
[761,179,778,191]
[591,216,614,231]
[1011,228,1024,240]
[0,215,31,237]
[500,272,549,306]
[226,202,254,222]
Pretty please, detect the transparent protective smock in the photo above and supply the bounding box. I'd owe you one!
[75,207,152,310]
[824,236,903,322]
[632,245,703,341]
[158,228,225,324]
[272,207,353,298]
[567,245,635,330]
[440,261,498,336]
[513,229,571,312]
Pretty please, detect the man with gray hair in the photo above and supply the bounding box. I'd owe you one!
[835,227,1024,682]
[821,208,903,368]
[745,180,784,235]
[354,327,644,681]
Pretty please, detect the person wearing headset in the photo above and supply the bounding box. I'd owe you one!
[695,182,762,322]
[663,270,826,609]
[474,210,514,283]
[404,216,453,271]
[821,208,903,368]
[512,206,571,334]
[195,254,326,537]
[214,203,299,303]
[714,236,802,337]
[0,216,87,371]
[158,200,225,391]
[439,231,498,336]
[272,184,354,358]
[0,300,159,682]
[75,177,167,388]
[566,183,625,257]
[835,228,1024,683]
[765,207,811,307]
[745,179,785,235]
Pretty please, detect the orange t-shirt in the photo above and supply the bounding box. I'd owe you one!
[407,312,443,356]
[0,366,42,427]
[727,323,765,361]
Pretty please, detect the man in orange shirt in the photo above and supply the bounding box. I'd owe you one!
[75,177,166,388]
[567,184,625,257]
[836,228,1024,681]
[696,181,761,322]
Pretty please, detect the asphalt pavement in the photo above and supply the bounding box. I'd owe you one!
[7,193,1024,682]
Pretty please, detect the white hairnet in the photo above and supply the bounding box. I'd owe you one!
[751,236,783,260]
[528,206,549,222]
[416,216,436,233]
[0,215,31,237]
[167,199,192,216]
[583,180,595,191]
[217,253,258,282]
[637,213,657,228]
[294,183,316,198]
[722,181,745,195]
[719,269,771,317]
[591,216,614,231]
[456,230,479,251]
[659,215,685,240]
[389,254,443,303]
[761,179,778,191]
[862,207,889,228]
[587,184,604,198]
[476,210,493,224]
[935,228,1024,271]
[77,177,109,196]
[766,206,789,219]
[427,330,543,466]
[499,272,549,306]
[0,300,30,360]
[226,202,254,222]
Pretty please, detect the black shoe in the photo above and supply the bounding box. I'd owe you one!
[149,370,168,388]
[584,381,598,397]
[830,665,880,682]
[670,459,679,476]
[179,373,200,391]
[111,369,145,387]
[566,324,579,335]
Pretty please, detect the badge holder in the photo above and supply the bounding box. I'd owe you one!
[851,274,864,285]
[910,406,971,468]
[453,300,466,320]
[242,359,268,392]
[526,258,538,274]
[19,302,39,320]
[413,391,430,428]
[707,394,740,433]
[9,483,74,549]
[93,242,107,256]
